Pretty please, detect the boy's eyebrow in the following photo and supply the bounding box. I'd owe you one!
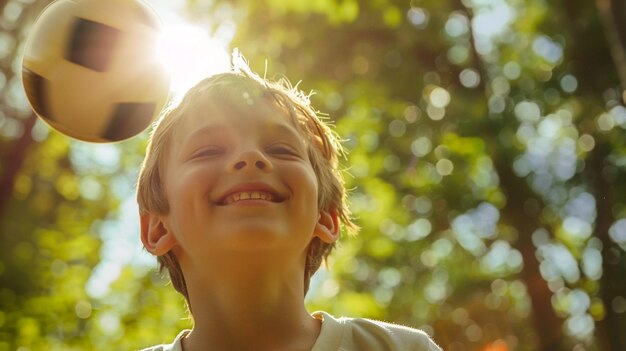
[186,124,227,141]
[268,123,303,141]
[182,121,304,147]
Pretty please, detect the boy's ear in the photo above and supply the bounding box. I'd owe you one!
[140,212,178,256]
[314,208,340,244]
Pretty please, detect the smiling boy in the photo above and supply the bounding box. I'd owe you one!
[137,54,442,351]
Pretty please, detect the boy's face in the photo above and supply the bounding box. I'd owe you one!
[154,95,327,268]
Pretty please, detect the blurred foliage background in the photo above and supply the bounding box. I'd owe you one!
[1,0,626,350]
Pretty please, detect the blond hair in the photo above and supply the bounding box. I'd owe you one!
[136,53,355,307]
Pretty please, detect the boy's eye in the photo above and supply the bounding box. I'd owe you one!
[191,146,224,159]
[267,144,298,156]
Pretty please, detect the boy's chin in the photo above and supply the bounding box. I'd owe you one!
[207,224,297,252]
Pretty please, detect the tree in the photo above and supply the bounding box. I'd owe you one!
[2,0,625,350]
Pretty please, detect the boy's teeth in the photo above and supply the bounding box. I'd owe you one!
[223,191,275,205]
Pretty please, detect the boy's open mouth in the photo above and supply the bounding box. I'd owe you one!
[219,191,281,205]
[216,183,285,206]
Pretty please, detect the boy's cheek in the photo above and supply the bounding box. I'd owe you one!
[167,167,212,199]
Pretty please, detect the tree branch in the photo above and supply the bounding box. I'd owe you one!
[596,0,626,97]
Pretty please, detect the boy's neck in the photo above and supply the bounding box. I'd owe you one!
[180,253,321,351]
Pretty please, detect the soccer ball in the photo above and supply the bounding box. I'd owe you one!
[21,0,170,142]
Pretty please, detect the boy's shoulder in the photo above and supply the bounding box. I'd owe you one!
[138,330,189,351]
[138,347,164,351]
[138,314,441,351]
[312,311,442,351]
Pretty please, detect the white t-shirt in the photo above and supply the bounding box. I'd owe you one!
[139,311,442,351]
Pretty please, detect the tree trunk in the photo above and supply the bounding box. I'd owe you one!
[494,160,564,350]
[455,0,565,347]
[590,2,626,348]
[588,142,626,351]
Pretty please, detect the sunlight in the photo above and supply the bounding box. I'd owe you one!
[156,23,230,100]
[481,339,509,351]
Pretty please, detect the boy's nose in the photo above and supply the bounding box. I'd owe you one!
[228,150,273,172]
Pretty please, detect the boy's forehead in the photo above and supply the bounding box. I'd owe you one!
[174,91,303,138]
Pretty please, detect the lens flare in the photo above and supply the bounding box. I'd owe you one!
[156,24,230,99]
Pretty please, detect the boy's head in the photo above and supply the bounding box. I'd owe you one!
[136,55,355,306]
